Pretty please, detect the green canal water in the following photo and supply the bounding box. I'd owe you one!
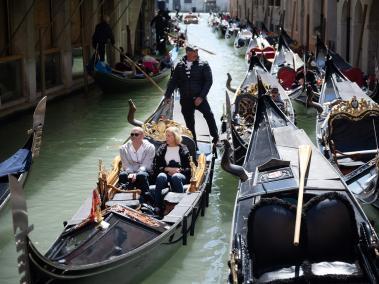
[0,15,378,284]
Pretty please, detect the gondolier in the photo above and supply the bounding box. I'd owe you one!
[164,44,219,146]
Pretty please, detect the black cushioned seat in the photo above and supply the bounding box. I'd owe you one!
[181,135,197,162]
[247,198,304,277]
[304,192,358,263]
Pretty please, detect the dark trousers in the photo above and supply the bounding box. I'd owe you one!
[97,43,106,61]
[156,32,166,55]
[119,171,150,193]
[180,98,218,143]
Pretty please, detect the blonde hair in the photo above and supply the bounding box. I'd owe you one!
[166,126,182,145]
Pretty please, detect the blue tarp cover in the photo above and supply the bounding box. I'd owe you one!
[95,61,112,74]
[0,149,32,177]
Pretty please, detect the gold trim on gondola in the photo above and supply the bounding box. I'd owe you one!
[235,82,271,97]
[142,119,193,141]
[329,97,379,118]
[327,97,379,136]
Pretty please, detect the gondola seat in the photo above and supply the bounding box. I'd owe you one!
[327,114,379,166]
[248,193,364,282]
[304,192,359,263]
[234,94,257,124]
[247,198,304,277]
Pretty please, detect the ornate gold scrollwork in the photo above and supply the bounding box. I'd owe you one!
[236,82,271,98]
[329,97,379,118]
[142,119,193,142]
[328,97,379,135]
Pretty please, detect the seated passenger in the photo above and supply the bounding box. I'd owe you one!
[152,127,191,209]
[142,49,160,74]
[119,127,155,199]
[270,87,285,112]
[114,46,133,72]
[160,52,172,69]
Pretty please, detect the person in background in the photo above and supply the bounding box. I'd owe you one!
[92,15,115,62]
[119,127,155,199]
[151,10,169,55]
[142,49,160,74]
[270,87,285,112]
[114,47,133,72]
[164,45,219,147]
[152,127,191,211]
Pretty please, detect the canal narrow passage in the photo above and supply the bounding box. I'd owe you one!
[0,14,377,284]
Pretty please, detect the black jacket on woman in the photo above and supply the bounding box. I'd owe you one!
[153,143,192,182]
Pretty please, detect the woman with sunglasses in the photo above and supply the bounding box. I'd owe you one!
[152,127,191,211]
[119,127,155,198]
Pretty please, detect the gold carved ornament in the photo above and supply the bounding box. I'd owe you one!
[188,154,207,193]
[327,97,379,138]
[235,82,271,98]
[142,119,193,142]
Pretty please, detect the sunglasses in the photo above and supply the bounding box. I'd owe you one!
[130,133,140,137]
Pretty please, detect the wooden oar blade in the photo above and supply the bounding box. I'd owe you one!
[298,145,312,177]
[293,144,312,246]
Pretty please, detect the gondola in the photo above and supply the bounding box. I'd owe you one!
[183,14,199,24]
[93,67,171,93]
[9,94,216,283]
[222,56,295,165]
[221,81,379,283]
[244,34,275,67]
[91,46,179,93]
[233,29,253,57]
[0,96,46,211]
[216,19,229,39]
[315,56,379,206]
[316,36,368,90]
[225,23,239,45]
[270,29,304,94]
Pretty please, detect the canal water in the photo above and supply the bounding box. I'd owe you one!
[0,14,378,284]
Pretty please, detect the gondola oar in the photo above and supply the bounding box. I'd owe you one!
[166,32,216,55]
[294,144,312,246]
[111,45,165,94]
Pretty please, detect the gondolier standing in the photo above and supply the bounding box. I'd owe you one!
[164,45,219,146]
[92,15,115,62]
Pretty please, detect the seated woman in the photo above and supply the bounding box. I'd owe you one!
[152,127,191,209]
[142,48,160,75]
[119,127,156,200]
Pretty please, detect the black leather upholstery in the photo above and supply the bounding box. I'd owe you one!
[247,198,304,277]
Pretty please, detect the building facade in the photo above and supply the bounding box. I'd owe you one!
[229,0,379,75]
[0,0,155,118]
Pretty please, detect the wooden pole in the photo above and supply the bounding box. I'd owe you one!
[39,28,46,98]
[80,6,88,94]
[112,46,164,94]
[127,25,132,55]
[306,14,309,51]
[355,4,368,67]
[294,144,312,246]
[291,1,297,38]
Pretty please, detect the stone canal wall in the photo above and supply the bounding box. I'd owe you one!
[0,0,156,119]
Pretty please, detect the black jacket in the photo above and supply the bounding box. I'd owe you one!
[164,56,213,100]
[92,21,115,48]
[153,143,191,182]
